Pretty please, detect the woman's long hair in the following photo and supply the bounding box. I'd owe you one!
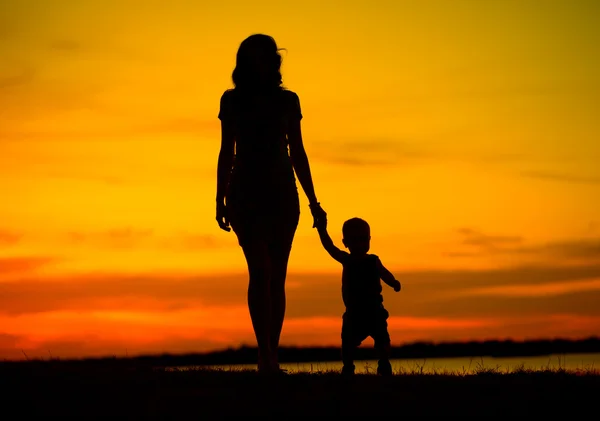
[232,34,285,92]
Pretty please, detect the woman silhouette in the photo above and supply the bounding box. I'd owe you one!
[216,34,326,373]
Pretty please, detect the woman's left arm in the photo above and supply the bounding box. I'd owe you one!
[216,93,235,231]
[216,121,235,205]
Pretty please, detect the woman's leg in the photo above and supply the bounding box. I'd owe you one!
[267,234,294,367]
[267,202,299,368]
[240,239,273,371]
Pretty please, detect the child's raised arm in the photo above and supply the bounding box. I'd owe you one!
[377,258,401,292]
[316,219,348,264]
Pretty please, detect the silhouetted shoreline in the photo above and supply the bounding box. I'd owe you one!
[2,337,598,367]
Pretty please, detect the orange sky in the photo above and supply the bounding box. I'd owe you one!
[1,0,599,360]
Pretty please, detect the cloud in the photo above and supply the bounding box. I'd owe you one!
[4,312,600,359]
[64,229,226,251]
[0,21,10,40]
[159,234,224,251]
[0,68,35,90]
[0,305,255,359]
[67,228,155,249]
[456,227,523,251]
[45,171,125,186]
[287,267,600,319]
[3,263,600,318]
[461,279,600,298]
[309,136,533,168]
[0,69,103,120]
[521,170,600,185]
[517,238,600,261]
[447,228,600,263]
[32,336,226,359]
[2,264,600,358]
[49,39,81,52]
[0,230,21,247]
[0,256,55,275]
[0,333,20,349]
[44,35,154,63]
[139,118,220,135]
[0,117,219,141]
[41,165,214,187]
[279,315,504,347]
[0,272,245,316]
[0,328,237,360]
[311,138,430,167]
[432,289,600,319]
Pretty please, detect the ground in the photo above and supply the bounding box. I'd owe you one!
[1,362,598,417]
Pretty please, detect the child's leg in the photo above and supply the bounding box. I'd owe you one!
[341,344,356,375]
[372,308,393,376]
[375,341,392,376]
[341,312,362,375]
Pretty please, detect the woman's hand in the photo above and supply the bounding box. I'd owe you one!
[309,202,327,229]
[216,201,231,232]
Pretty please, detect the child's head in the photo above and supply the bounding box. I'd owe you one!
[342,217,371,255]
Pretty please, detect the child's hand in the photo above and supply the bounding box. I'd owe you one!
[393,280,401,292]
[315,214,328,231]
[310,202,327,229]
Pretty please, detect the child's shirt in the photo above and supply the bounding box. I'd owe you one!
[340,253,384,313]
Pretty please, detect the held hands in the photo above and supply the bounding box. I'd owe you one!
[216,201,230,232]
[314,213,327,231]
[393,280,401,292]
[309,202,327,229]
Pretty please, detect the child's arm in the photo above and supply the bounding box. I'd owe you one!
[377,258,401,292]
[316,220,348,264]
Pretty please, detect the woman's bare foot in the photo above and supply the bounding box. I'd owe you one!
[257,347,274,373]
[258,354,286,375]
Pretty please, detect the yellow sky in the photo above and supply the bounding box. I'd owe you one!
[1,0,599,359]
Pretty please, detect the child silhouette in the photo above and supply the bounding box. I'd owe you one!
[315,214,401,376]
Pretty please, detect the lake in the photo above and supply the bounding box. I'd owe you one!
[174,352,600,374]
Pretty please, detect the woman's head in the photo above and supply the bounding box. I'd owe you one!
[232,34,284,91]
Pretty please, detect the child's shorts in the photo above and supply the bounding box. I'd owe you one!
[341,306,391,348]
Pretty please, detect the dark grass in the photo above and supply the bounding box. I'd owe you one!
[1,362,598,417]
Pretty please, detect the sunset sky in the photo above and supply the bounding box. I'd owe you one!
[1,0,599,360]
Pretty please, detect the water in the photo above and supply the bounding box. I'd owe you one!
[175,353,600,374]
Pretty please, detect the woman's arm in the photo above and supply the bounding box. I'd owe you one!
[215,118,235,232]
[216,91,235,204]
[288,118,318,205]
[216,121,235,204]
